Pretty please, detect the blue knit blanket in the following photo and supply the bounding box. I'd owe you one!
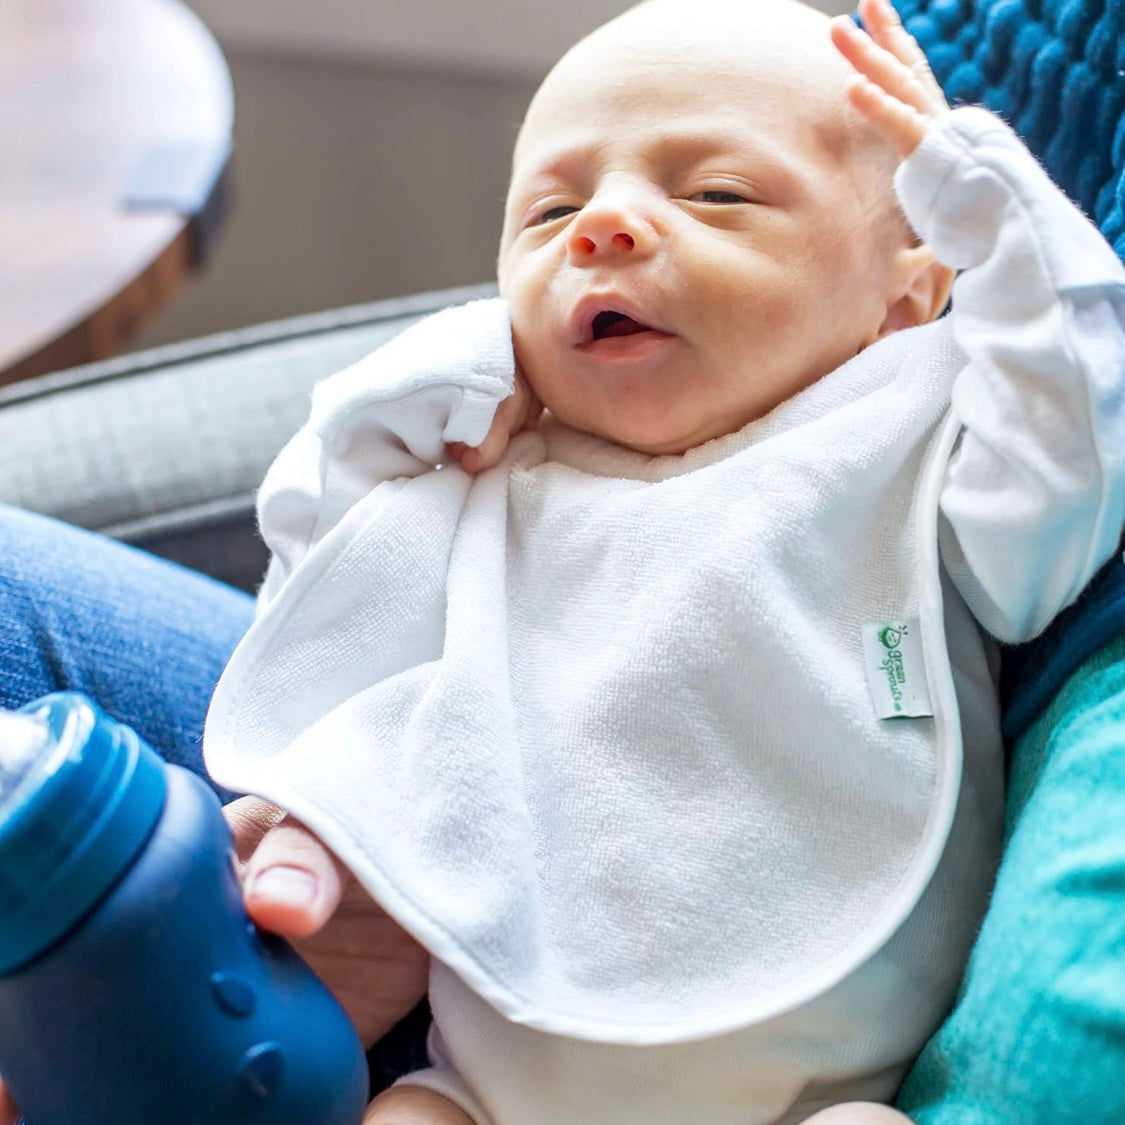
[900,0,1125,257]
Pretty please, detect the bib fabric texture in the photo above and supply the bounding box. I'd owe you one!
[210,318,975,1042]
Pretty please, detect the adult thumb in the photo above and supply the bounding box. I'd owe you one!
[241,814,350,941]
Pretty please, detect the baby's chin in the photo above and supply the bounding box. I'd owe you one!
[545,401,722,458]
[518,348,753,457]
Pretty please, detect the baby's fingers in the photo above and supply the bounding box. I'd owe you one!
[858,0,947,110]
[830,10,943,156]
[457,421,509,474]
[831,12,941,119]
[454,375,542,474]
[842,68,930,157]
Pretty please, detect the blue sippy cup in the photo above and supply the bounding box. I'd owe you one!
[0,693,368,1125]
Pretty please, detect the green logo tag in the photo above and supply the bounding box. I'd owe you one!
[862,618,933,719]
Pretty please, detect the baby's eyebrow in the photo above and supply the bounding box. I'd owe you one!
[654,128,800,172]
[513,127,804,193]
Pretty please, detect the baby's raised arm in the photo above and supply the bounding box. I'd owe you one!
[834,0,1125,643]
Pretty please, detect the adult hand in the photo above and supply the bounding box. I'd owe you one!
[225,796,431,1048]
[445,364,542,474]
[830,0,950,158]
[0,1080,17,1125]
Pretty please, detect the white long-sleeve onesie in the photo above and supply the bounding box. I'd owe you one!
[204,108,1125,1125]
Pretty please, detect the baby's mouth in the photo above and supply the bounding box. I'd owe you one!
[591,310,653,340]
[570,299,671,349]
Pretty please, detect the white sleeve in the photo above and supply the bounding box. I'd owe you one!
[255,297,515,609]
[897,107,1125,643]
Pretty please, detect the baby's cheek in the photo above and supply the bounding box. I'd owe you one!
[507,318,534,376]
[507,325,553,407]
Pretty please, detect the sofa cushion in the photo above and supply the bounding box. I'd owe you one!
[0,284,493,591]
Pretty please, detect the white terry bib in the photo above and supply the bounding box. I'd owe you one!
[206,322,966,1045]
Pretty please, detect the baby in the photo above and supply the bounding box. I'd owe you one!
[203,0,1125,1122]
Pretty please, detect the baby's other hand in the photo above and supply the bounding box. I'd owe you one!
[445,364,542,474]
[830,0,949,158]
[801,1102,914,1124]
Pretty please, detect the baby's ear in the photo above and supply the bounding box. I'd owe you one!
[877,243,955,337]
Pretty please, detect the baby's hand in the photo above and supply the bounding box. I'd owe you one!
[445,365,542,474]
[830,0,949,158]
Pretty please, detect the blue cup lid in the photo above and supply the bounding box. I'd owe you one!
[0,694,167,975]
[0,710,51,813]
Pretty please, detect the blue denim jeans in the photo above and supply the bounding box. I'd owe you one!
[0,504,429,1113]
[0,504,253,788]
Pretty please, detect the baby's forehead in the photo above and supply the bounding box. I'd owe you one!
[514,52,859,188]
[514,0,857,163]
[554,0,846,87]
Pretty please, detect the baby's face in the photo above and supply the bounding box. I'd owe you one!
[498,0,912,455]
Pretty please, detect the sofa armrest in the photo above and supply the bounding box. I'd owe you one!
[0,283,495,592]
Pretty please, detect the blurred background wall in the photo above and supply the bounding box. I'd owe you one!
[133,0,851,350]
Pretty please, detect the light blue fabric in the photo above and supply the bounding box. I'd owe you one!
[897,631,1125,1123]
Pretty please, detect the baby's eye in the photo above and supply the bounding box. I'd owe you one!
[536,205,579,224]
[689,190,750,204]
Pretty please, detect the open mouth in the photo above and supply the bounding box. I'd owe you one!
[591,310,654,340]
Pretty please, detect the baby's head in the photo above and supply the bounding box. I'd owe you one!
[497,0,953,455]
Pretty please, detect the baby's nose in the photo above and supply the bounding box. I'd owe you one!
[572,231,636,255]
[566,195,654,264]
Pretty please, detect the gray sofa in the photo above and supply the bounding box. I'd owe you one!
[0,282,494,593]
